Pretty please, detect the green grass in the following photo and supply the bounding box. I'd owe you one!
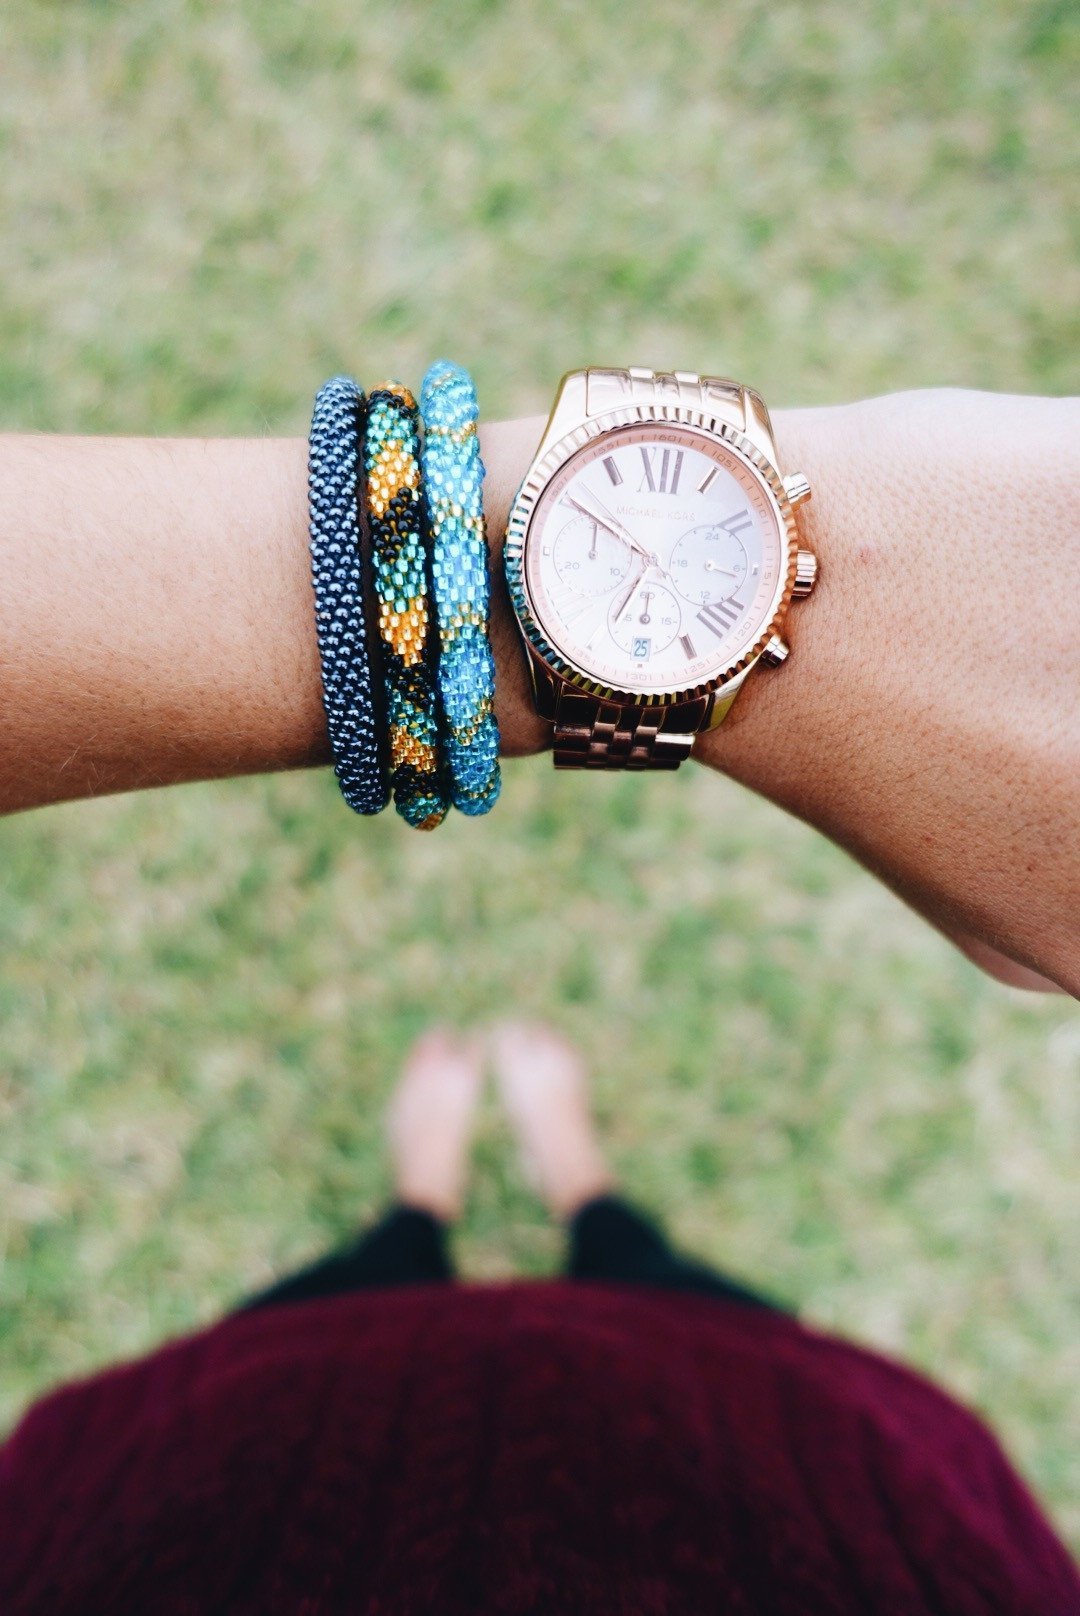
[1,0,1078,1550]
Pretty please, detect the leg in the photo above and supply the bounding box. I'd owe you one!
[567,1194,781,1309]
[240,1204,452,1312]
[490,1020,786,1313]
[241,1026,483,1313]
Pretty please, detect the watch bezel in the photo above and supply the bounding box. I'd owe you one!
[504,403,799,708]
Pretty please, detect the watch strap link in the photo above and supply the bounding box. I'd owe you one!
[552,689,708,771]
[582,366,768,437]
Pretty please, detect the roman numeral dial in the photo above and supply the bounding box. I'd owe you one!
[523,427,787,695]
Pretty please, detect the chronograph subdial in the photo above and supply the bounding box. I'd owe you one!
[608,577,682,660]
[552,512,632,596]
[669,522,749,607]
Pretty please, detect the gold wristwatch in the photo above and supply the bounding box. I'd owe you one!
[505,367,816,769]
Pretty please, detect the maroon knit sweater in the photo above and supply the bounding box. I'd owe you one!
[1,1283,1076,1614]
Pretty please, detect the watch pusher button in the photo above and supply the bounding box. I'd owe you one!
[760,634,790,668]
[782,472,812,507]
[793,549,818,598]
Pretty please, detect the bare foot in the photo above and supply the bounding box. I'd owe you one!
[386,1026,484,1221]
[490,1019,613,1220]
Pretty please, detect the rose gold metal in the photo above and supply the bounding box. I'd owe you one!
[760,634,790,668]
[506,367,818,769]
[551,689,704,769]
[793,548,818,598]
[739,385,778,461]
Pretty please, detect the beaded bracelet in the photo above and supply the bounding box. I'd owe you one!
[364,382,449,830]
[307,375,388,816]
[420,360,501,816]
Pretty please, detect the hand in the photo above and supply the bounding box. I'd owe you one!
[691,390,1079,995]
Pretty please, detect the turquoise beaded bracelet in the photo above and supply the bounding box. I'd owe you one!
[363,382,449,831]
[420,360,501,816]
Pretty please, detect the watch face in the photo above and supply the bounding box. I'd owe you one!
[522,423,787,695]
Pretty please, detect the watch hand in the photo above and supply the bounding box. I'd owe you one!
[588,519,598,562]
[564,488,653,562]
[704,560,739,578]
[611,563,646,620]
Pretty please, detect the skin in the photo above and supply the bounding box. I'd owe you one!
[386,1020,612,1224]
[386,1026,485,1222]
[0,389,1076,992]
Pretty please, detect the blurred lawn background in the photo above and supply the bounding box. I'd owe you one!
[1,0,1078,1546]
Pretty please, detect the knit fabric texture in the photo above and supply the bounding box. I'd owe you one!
[1,1283,1076,1615]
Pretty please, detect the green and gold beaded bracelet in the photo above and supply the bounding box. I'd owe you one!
[363,382,449,831]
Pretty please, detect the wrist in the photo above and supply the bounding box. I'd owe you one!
[691,400,848,789]
[480,415,552,758]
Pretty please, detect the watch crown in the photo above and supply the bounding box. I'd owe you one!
[760,633,790,669]
[792,548,818,599]
[782,472,812,507]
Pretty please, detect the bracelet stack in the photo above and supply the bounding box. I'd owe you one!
[307,361,500,830]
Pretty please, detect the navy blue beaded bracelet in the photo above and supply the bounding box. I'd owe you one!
[308,375,388,815]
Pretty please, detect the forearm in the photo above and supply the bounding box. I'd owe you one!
[0,434,325,803]
[0,429,544,811]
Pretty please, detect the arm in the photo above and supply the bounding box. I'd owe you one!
[0,390,1076,990]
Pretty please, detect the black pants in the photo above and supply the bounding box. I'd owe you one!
[241,1195,782,1315]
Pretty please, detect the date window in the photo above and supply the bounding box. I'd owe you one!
[632,636,651,660]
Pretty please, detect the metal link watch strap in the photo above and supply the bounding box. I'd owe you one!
[583,365,749,425]
[552,691,708,771]
[551,367,754,770]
